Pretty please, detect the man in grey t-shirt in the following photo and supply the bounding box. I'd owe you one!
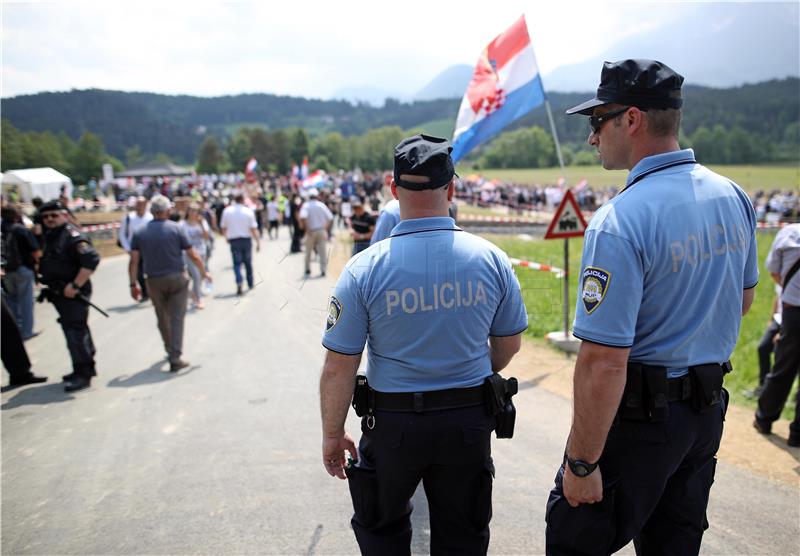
[755,223,800,447]
[129,196,212,371]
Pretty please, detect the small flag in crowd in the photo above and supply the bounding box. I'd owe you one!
[245,157,258,174]
[300,156,309,180]
[451,15,546,163]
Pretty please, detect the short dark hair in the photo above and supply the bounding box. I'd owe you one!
[1,207,20,223]
[644,108,681,138]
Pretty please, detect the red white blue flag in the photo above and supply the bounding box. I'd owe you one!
[245,157,258,173]
[451,15,546,162]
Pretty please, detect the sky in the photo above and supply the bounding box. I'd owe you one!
[0,0,777,100]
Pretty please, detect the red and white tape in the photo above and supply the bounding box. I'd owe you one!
[81,222,121,233]
[458,214,546,224]
[508,257,565,278]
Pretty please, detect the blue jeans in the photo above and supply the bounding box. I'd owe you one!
[229,238,253,287]
[3,265,35,338]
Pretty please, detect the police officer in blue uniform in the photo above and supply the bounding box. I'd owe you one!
[38,200,101,392]
[544,60,759,555]
[320,134,528,555]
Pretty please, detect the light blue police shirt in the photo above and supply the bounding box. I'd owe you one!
[573,149,759,377]
[323,216,528,392]
[369,199,401,245]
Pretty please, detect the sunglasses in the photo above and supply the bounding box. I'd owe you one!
[589,106,631,134]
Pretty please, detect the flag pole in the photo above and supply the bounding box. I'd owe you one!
[542,96,570,340]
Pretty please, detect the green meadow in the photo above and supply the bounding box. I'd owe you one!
[486,231,795,415]
[461,164,800,193]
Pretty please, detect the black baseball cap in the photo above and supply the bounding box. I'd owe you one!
[393,134,456,191]
[566,59,684,115]
[39,200,67,213]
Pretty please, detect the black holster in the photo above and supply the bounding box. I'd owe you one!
[352,375,370,417]
[619,363,669,422]
[483,374,518,439]
[689,364,724,413]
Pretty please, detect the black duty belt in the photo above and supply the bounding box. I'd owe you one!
[667,375,692,402]
[372,385,484,413]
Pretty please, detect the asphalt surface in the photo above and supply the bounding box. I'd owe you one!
[2,230,799,555]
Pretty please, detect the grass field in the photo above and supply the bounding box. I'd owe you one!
[462,164,800,193]
[486,231,796,415]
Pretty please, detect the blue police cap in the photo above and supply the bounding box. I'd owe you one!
[393,134,455,191]
[566,59,684,115]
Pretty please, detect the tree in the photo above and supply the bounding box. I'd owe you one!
[226,130,252,172]
[270,129,291,173]
[313,132,348,170]
[480,126,556,168]
[1,119,27,171]
[126,145,144,167]
[289,128,310,165]
[70,132,107,184]
[196,136,225,174]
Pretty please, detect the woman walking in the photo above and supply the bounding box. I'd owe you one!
[180,203,211,309]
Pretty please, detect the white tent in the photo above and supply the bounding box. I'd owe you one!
[1,168,73,202]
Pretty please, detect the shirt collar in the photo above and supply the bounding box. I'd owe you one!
[626,148,696,188]
[389,216,460,237]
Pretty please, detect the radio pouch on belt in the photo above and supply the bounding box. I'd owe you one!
[643,366,669,422]
[689,364,723,413]
[620,363,669,422]
[620,363,647,421]
[483,374,518,439]
[352,375,370,417]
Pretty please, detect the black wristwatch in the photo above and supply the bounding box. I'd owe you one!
[71,281,81,290]
[564,453,598,477]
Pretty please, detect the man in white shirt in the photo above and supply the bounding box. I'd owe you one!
[220,193,261,296]
[119,197,153,301]
[299,189,333,277]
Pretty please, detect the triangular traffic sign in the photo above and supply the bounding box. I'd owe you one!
[544,189,588,239]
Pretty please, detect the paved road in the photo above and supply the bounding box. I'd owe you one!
[3,233,798,555]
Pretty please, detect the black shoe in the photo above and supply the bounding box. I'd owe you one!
[753,418,772,435]
[236,284,243,296]
[170,360,190,372]
[320,271,326,277]
[64,376,91,392]
[62,372,77,382]
[10,374,48,386]
[789,431,800,448]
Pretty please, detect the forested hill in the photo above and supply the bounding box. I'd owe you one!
[2,78,798,164]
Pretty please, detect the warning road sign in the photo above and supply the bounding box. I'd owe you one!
[544,189,588,239]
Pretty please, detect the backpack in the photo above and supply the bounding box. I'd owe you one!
[1,226,23,272]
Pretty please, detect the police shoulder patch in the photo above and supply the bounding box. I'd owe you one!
[326,296,343,331]
[581,266,611,314]
[76,241,92,254]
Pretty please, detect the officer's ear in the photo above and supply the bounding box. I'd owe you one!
[446,179,455,202]
[390,179,399,200]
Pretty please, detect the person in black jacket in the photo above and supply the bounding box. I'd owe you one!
[38,201,101,392]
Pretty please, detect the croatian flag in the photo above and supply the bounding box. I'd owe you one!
[302,169,326,188]
[300,156,309,180]
[245,157,258,173]
[451,15,546,163]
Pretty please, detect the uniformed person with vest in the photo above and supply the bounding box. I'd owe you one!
[320,134,528,555]
[544,60,759,555]
[39,200,101,392]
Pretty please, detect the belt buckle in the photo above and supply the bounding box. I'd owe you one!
[413,392,424,413]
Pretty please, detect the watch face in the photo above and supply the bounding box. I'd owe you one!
[573,463,589,477]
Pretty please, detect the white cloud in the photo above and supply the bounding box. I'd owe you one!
[0,0,700,98]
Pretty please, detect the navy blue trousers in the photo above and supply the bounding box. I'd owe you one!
[52,296,96,378]
[348,405,495,556]
[546,395,727,556]
[229,238,253,288]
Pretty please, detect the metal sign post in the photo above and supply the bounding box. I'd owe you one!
[544,189,588,341]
